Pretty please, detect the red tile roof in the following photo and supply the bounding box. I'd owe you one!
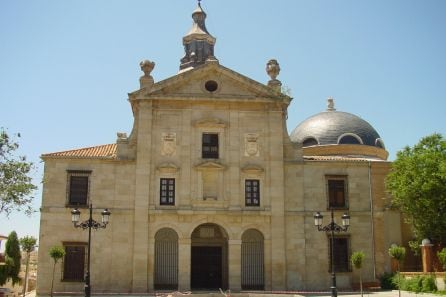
[42,144,117,159]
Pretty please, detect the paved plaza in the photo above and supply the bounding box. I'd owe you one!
[23,291,442,297]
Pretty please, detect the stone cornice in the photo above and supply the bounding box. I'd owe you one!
[241,165,264,174]
[193,118,227,128]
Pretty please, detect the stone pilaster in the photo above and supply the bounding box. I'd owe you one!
[268,110,287,289]
[132,101,153,292]
[228,239,242,291]
[178,238,192,291]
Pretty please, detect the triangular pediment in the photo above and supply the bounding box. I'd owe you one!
[156,162,180,173]
[194,160,226,171]
[129,62,291,103]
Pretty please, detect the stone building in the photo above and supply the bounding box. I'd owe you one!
[37,2,404,295]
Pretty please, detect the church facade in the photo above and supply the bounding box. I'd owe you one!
[37,3,405,295]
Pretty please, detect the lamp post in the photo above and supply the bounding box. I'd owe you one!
[314,209,350,297]
[71,204,111,297]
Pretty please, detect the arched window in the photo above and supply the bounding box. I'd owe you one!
[303,137,318,147]
[338,134,362,145]
[241,229,264,290]
[154,228,178,290]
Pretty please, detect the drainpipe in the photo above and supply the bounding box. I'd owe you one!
[368,161,377,279]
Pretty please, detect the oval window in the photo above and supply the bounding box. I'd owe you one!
[205,80,218,92]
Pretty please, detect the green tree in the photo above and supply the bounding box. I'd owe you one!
[389,245,406,297]
[0,231,21,286]
[0,128,37,216]
[19,236,37,296]
[49,246,65,297]
[351,251,365,297]
[386,133,446,243]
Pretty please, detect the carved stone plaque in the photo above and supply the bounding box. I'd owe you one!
[161,132,176,156]
[244,133,260,157]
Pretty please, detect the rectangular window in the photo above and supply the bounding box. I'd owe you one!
[202,133,219,159]
[329,237,350,272]
[67,171,91,206]
[327,176,347,209]
[245,179,260,206]
[63,243,86,281]
[160,178,175,205]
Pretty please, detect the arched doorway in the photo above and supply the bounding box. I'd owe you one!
[154,228,178,290]
[241,229,264,290]
[191,223,228,290]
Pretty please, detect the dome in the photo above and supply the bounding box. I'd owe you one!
[290,98,385,149]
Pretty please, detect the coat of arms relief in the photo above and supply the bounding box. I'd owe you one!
[161,132,176,156]
[244,133,260,157]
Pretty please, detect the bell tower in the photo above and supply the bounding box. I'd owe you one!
[180,1,218,70]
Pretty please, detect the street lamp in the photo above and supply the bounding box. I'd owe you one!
[314,210,350,297]
[71,204,111,297]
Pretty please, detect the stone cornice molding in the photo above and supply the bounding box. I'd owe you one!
[241,165,264,174]
[193,118,227,128]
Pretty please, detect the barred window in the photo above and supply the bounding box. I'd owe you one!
[245,179,260,206]
[327,176,348,209]
[160,178,175,205]
[67,171,91,206]
[329,237,350,272]
[202,133,219,159]
[63,243,86,281]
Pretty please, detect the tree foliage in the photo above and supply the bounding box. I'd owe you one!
[49,246,66,297]
[386,133,446,243]
[351,251,365,297]
[20,236,37,296]
[389,245,406,297]
[437,248,446,271]
[19,236,37,253]
[0,231,22,285]
[0,128,37,216]
[389,245,406,263]
[49,246,65,263]
[351,251,365,269]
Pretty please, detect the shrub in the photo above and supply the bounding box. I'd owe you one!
[421,275,437,292]
[390,274,437,293]
[379,272,397,290]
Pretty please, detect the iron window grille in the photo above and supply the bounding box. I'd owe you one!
[328,236,351,272]
[326,176,348,209]
[62,243,87,281]
[67,170,91,206]
[202,133,219,159]
[245,179,260,206]
[160,178,175,205]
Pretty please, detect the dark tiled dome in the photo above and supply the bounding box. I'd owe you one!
[290,99,384,148]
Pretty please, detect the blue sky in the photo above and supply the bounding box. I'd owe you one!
[1,0,445,240]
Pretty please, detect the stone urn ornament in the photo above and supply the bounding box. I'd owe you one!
[266,59,282,91]
[139,59,155,89]
[266,59,280,80]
